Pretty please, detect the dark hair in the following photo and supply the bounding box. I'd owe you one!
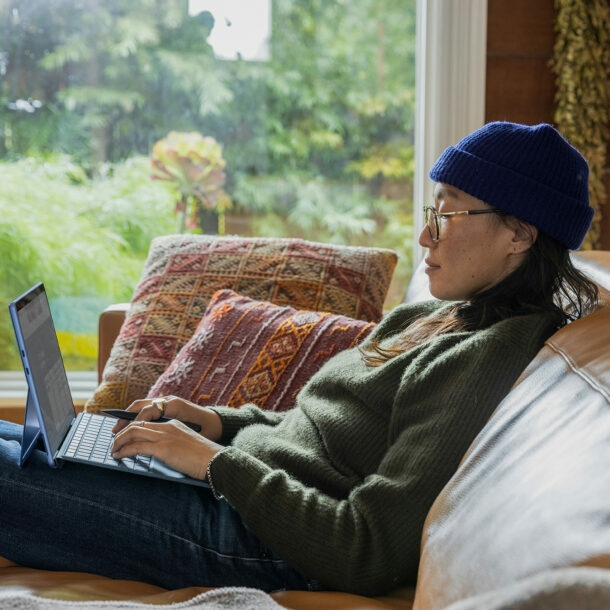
[360,231,599,367]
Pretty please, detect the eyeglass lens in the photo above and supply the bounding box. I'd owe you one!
[424,207,438,241]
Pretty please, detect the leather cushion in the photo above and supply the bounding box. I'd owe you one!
[414,305,610,610]
[0,557,413,609]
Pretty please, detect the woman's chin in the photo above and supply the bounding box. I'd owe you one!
[428,283,465,302]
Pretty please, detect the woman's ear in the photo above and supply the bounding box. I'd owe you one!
[510,219,538,254]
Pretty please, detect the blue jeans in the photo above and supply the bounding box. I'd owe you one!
[0,421,316,592]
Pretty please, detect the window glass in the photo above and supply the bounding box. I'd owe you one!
[0,0,416,371]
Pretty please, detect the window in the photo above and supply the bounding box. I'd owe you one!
[0,0,418,376]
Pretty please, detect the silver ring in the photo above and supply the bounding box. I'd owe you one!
[152,398,166,417]
[139,420,146,427]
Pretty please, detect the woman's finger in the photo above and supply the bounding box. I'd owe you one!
[110,419,222,480]
[110,399,159,433]
[110,420,161,455]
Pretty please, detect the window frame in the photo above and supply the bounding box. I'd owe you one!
[413,0,488,267]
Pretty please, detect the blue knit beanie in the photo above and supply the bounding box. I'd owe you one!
[429,122,593,250]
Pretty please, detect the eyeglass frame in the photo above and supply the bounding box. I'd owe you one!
[423,205,507,243]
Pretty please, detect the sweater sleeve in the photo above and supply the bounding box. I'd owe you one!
[209,301,440,443]
[210,404,288,443]
[206,313,554,595]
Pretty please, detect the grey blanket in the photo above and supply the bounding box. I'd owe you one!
[0,587,284,610]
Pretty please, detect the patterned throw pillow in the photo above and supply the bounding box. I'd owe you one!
[86,235,397,412]
[148,290,376,410]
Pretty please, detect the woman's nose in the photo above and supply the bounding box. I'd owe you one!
[418,223,433,248]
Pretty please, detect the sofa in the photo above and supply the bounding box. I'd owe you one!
[0,236,609,610]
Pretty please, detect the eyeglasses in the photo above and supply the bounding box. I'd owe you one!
[423,205,507,242]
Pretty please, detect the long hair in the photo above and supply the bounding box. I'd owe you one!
[360,231,599,367]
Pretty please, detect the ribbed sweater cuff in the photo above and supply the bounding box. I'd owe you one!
[209,407,254,443]
[206,446,268,507]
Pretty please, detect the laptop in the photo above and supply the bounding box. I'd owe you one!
[8,282,209,488]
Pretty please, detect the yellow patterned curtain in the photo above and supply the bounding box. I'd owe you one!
[551,0,610,250]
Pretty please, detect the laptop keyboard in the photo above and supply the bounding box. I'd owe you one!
[63,412,152,472]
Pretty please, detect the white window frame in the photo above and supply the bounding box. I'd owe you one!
[413,0,488,268]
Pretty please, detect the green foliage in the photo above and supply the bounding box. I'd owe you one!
[552,0,610,249]
[150,131,231,232]
[234,174,375,241]
[0,0,220,164]
[1,0,416,184]
[80,156,177,256]
[346,142,415,182]
[0,155,176,368]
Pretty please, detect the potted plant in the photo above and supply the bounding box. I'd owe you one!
[151,131,232,234]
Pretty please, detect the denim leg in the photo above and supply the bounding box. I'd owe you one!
[0,421,315,592]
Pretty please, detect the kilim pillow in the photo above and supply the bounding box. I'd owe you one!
[85,235,397,412]
[147,289,376,410]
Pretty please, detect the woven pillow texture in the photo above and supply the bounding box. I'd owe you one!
[86,235,397,412]
[148,289,376,410]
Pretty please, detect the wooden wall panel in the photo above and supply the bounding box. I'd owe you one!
[487,0,555,54]
[485,0,610,249]
[485,0,555,125]
[599,172,610,250]
[485,56,555,125]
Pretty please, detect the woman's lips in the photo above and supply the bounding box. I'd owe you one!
[424,258,440,272]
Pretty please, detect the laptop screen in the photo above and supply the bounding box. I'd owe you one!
[10,283,75,454]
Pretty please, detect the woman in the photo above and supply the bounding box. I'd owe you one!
[0,122,599,596]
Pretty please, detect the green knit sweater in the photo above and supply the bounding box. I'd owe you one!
[209,300,558,595]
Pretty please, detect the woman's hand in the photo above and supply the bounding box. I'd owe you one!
[111,395,223,442]
[110,418,223,480]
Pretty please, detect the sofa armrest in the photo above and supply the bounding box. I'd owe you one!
[571,250,610,304]
[97,303,129,382]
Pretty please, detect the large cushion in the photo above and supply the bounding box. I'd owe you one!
[413,305,610,610]
[148,289,375,410]
[86,235,397,412]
